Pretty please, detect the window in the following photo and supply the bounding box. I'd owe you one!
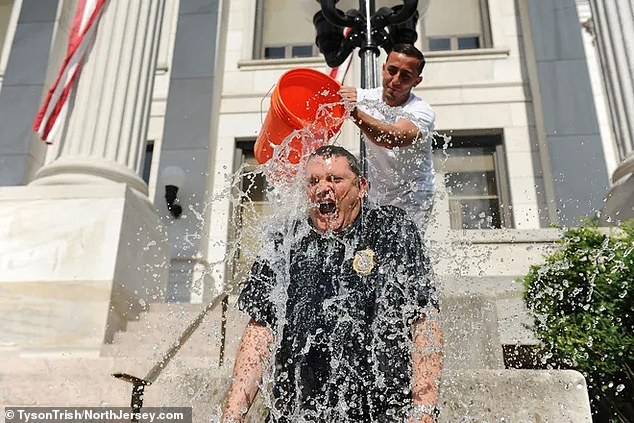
[433,132,513,229]
[254,0,394,60]
[428,37,451,51]
[255,0,320,59]
[229,141,270,285]
[0,0,13,64]
[263,44,315,59]
[141,140,154,184]
[421,0,491,51]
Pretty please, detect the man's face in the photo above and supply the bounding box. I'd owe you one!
[306,155,367,233]
[381,52,423,107]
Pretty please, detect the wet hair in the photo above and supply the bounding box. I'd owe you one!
[390,43,426,74]
[310,145,361,178]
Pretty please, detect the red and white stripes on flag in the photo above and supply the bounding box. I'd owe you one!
[329,27,353,84]
[33,0,108,144]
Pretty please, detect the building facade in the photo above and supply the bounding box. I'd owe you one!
[0,0,628,351]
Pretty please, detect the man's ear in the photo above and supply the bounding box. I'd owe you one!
[358,177,368,198]
[413,75,423,87]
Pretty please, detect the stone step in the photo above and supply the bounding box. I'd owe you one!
[0,356,234,411]
[0,358,130,407]
[437,275,525,297]
[147,302,206,313]
[240,369,590,423]
[3,363,592,422]
[438,369,591,422]
[102,298,249,361]
[121,308,244,337]
[102,316,248,359]
[496,296,538,346]
[111,321,222,348]
[441,293,504,369]
[127,305,221,328]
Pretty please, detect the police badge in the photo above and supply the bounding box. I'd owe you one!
[353,248,375,276]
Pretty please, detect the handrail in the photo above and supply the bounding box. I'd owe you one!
[112,293,229,420]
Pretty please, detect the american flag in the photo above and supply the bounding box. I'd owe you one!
[32,0,109,144]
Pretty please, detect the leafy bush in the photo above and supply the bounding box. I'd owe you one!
[523,221,634,422]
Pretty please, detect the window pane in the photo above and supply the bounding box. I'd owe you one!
[458,36,480,49]
[429,37,451,51]
[291,45,313,58]
[450,198,502,229]
[264,46,285,59]
[446,171,497,197]
[241,171,268,202]
[259,0,396,59]
[261,0,315,54]
[424,0,482,36]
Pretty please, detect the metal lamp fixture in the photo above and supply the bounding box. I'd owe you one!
[313,0,420,68]
[160,166,186,219]
[314,0,420,177]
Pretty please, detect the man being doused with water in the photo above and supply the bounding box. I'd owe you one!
[339,44,436,234]
[223,146,443,423]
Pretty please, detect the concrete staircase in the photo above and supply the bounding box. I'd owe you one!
[1,280,592,422]
[0,301,254,422]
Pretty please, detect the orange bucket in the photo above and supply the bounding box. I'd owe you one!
[255,68,345,164]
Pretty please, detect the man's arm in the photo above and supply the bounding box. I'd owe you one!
[222,319,274,423]
[409,310,444,423]
[339,86,422,149]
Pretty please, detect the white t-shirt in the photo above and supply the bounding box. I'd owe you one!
[357,87,436,218]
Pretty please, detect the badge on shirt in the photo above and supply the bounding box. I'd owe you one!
[353,248,375,276]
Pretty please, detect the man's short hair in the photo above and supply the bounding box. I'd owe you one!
[310,145,361,178]
[390,43,426,74]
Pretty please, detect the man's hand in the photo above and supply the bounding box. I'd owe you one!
[339,85,422,149]
[339,86,358,106]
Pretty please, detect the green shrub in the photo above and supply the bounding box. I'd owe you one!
[523,221,634,422]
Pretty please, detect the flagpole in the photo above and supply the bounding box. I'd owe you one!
[358,0,379,178]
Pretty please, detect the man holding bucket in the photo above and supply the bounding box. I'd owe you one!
[339,44,436,234]
[222,145,443,423]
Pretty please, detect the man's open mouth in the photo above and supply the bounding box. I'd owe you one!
[318,201,337,215]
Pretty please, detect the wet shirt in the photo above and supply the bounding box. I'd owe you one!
[357,88,436,216]
[238,205,438,422]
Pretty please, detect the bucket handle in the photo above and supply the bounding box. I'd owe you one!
[259,82,277,125]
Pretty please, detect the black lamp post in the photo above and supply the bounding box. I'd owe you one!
[314,0,419,176]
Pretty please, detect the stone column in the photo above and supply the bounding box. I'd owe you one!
[0,0,170,356]
[31,1,165,196]
[589,1,634,222]
[0,0,59,186]
[589,1,634,158]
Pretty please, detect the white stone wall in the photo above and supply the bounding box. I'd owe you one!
[204,0,545,289]
[102,0,621,294]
